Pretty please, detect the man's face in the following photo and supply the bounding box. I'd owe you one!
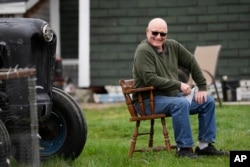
[146,26,167,50]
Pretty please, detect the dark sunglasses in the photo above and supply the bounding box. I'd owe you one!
[151,31,167,37]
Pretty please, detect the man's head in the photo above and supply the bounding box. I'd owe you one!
[146,18,168,50]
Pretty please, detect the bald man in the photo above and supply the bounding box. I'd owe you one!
[132,18,227,158]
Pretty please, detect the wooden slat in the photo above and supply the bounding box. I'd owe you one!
[0,68,36,80]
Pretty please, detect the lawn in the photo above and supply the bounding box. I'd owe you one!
[41,103,250,167]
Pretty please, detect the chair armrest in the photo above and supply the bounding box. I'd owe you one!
[201,69,215,85]
[201,69,213,78]
[127,86,155,94]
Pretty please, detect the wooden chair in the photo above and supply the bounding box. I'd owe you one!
[193,45,222,107]
[119,79,176,158]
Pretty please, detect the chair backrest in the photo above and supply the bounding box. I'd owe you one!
[119,79,156,121]
[194,45,221,85]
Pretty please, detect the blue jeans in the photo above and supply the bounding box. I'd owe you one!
[134,94,216,148]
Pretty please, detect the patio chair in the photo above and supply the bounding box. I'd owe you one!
[119,79,176,158]
[193,45,222,107]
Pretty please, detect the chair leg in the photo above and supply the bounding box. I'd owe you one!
[214,82,222,107]
[129,120,140,158]
[161,117,171,152]
[148,119,154,147]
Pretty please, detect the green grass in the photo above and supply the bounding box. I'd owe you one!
[42,104,250,167]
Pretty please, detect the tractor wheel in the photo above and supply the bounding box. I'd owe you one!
[0,120,11,167]
[39,87,87,160]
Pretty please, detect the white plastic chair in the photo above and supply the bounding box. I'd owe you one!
[193,45,222,107]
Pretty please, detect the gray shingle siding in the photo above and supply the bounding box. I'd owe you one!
[89,0,250,86]
[1,1,249,87]
[60,0,79,59]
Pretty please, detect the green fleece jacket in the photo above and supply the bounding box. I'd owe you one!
[132,39,207,101]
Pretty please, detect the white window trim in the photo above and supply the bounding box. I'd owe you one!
[78,0,90,87]
[0,0,38,14]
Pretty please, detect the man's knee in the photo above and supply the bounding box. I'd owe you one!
[205,96,216,109]
[175,98,190,108]
[207,96,215,104]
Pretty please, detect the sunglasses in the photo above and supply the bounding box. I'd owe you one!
[151,31,167,37]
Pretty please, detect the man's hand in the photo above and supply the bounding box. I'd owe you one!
[180,82,191,96]
[194,91,208,104]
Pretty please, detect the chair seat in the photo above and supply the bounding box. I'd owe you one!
[130,114,167,121]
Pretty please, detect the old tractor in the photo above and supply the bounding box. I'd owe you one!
[0,18,87,165]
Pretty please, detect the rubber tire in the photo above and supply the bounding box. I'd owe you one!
[0,120,11,167]
[39,87,87,160]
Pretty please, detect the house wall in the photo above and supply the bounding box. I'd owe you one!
[60,0,79,59]
[19,0,250,87]
[89,0,250,86]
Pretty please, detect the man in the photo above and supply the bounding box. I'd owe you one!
[132,18,227,158]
